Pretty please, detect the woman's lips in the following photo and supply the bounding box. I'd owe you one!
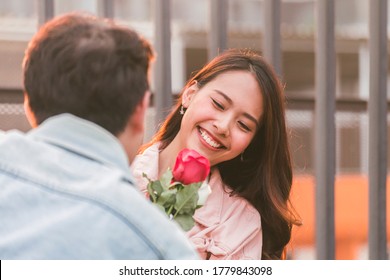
[198,127,226,150]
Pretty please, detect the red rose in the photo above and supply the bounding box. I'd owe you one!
[172,149,210,185]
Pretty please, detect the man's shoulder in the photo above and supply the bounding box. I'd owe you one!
[72,179,199,259]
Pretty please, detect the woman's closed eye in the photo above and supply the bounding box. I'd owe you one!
[211,98,224,110]
[211,97,253,132]
[238,121,251,132]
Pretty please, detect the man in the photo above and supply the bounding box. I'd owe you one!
[0,12,198,260]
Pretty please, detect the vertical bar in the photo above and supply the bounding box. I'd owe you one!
[37,0,54,27]
[368,0,388,260]
[154,0,172,127]
[97,0,114,18]
[208,0,228,60]
[315,0,336,260]
[263,0,281,76]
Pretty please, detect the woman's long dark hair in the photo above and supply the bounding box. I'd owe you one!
[141,49,301,259]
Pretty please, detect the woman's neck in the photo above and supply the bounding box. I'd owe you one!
[158,139,181,177]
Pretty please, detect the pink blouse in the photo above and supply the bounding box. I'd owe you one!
[131,144,263,260]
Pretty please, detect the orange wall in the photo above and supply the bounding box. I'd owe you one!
[289,175,390,259]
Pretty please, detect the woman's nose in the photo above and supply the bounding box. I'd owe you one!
[213,116,231,137]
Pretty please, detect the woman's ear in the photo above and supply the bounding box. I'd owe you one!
[182,80,198,108]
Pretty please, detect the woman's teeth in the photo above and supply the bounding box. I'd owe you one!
[200,129,222,148]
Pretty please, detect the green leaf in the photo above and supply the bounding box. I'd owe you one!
[160,169,173,189]
[157,189,177,208]
[146,182,156,202]
[147,180,163,202]
[174,214,195,231]
[174,185,199,215]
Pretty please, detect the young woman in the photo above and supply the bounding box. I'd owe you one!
[132,49,301,260]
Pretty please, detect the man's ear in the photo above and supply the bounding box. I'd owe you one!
[23,93,37,128]
[129,90,150,133]
[182,80,198,108]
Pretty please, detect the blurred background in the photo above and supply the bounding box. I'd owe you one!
[0,0,389,260]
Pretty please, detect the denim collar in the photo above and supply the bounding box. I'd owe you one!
[28,113,133,182]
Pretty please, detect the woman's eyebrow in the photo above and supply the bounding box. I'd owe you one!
[243,112,260,128]
[214,90,260,128]
[214,89,232,104]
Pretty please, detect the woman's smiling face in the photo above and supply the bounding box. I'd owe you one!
[176,70,263,166]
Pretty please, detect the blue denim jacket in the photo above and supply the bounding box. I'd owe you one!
[0,114,199,260]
